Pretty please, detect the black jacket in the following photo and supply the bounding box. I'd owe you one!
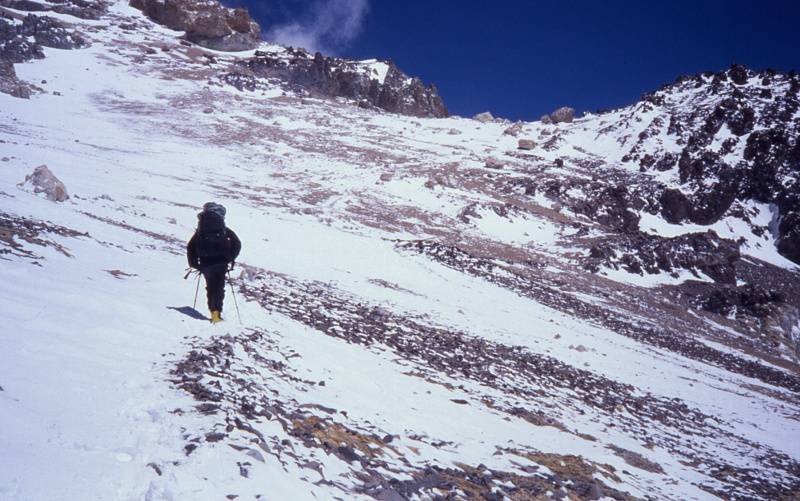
[187,228,241,269]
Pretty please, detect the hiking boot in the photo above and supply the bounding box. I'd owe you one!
[210,310,222,324]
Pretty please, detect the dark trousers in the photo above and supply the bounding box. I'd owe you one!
[202,263,228,312]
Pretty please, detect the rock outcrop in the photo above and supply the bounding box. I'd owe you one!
[503,121,523,135]
[0,14,86,63]
[473,111,494,123]
[700,284,784,318]
[660,188,690,224]
[549,106,575,123]
[615,64,800,264]
[585,231,741,284]
[1,13,88,97]
[0,0,108,20]
[129,0,260,51]
[228,50,448,118]
[0,60,30,98]
[18,165,69,202]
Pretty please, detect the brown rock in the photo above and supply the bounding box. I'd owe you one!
[129,0,261,51]
[484,158,504,169]
[503,121,523,136]
[518,139,536,150]
[549,106,575,123]
[0,61,31,99]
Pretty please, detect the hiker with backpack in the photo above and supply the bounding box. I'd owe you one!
[187,202,241,323]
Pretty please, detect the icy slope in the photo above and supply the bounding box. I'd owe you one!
[1,1,799,500]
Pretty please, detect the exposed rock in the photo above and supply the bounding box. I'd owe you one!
[584,231,740,284]
[570,184,642,233]
[129,0,260,51]
[18,14,87,49]
[540,114,553,124]
[17,164,69,202]
[235,51,448,118]
[729,64,749,85]
[458,203,481,223]
[517,139,535,150]
[608,445,664,474]
[0,0,108,20]
[623,66,800,264]
[700,284,784,318]
[0,60,31,98]
[484,158,503,169]
[777,212,800,263]
[660,188,690,224]
[503,121,523,136]
[549,106,575,123]
[473,111,494,123]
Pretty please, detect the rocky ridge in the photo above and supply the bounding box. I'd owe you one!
[223,49,449,118]
[617,65,799,262]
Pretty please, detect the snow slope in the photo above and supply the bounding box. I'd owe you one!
[1,2,799,500]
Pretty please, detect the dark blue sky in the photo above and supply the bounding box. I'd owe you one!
[224,1,800,121]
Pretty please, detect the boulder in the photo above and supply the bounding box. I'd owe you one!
[517,139,536,150]
[660,188,690,224]
[549,106,575,123]
[129,0,261,51]
[0,61,31,98]
[473,111,494,123]
[539,114,553,124]
[484,158,503,169]
[17,164,69,202]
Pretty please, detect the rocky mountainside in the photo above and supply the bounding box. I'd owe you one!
[129,0,446,117]
[227,50,448,118]
[1,1,799,500]
[611,65,799,261]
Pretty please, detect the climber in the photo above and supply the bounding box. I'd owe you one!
[187,202,241,323]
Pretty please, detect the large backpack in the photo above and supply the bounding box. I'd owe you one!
[195,207,230,259]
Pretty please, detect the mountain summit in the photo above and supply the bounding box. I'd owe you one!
[1,1,799,500]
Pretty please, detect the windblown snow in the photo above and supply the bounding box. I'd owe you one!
[1,2,799,500]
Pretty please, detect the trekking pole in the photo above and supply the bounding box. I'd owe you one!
[227,271,242,324]
[193,272,201,310]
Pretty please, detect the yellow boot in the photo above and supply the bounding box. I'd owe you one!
[210,310,222,324]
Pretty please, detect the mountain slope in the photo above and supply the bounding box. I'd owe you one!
[1,1,799,500]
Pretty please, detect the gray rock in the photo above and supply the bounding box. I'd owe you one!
[473,111,494,123]
[18,164,69,202]
[549,106,575,123]
[484,158,503,169]
[517,139,536,150]
[540,114,553,124]
[238,51,448,118]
